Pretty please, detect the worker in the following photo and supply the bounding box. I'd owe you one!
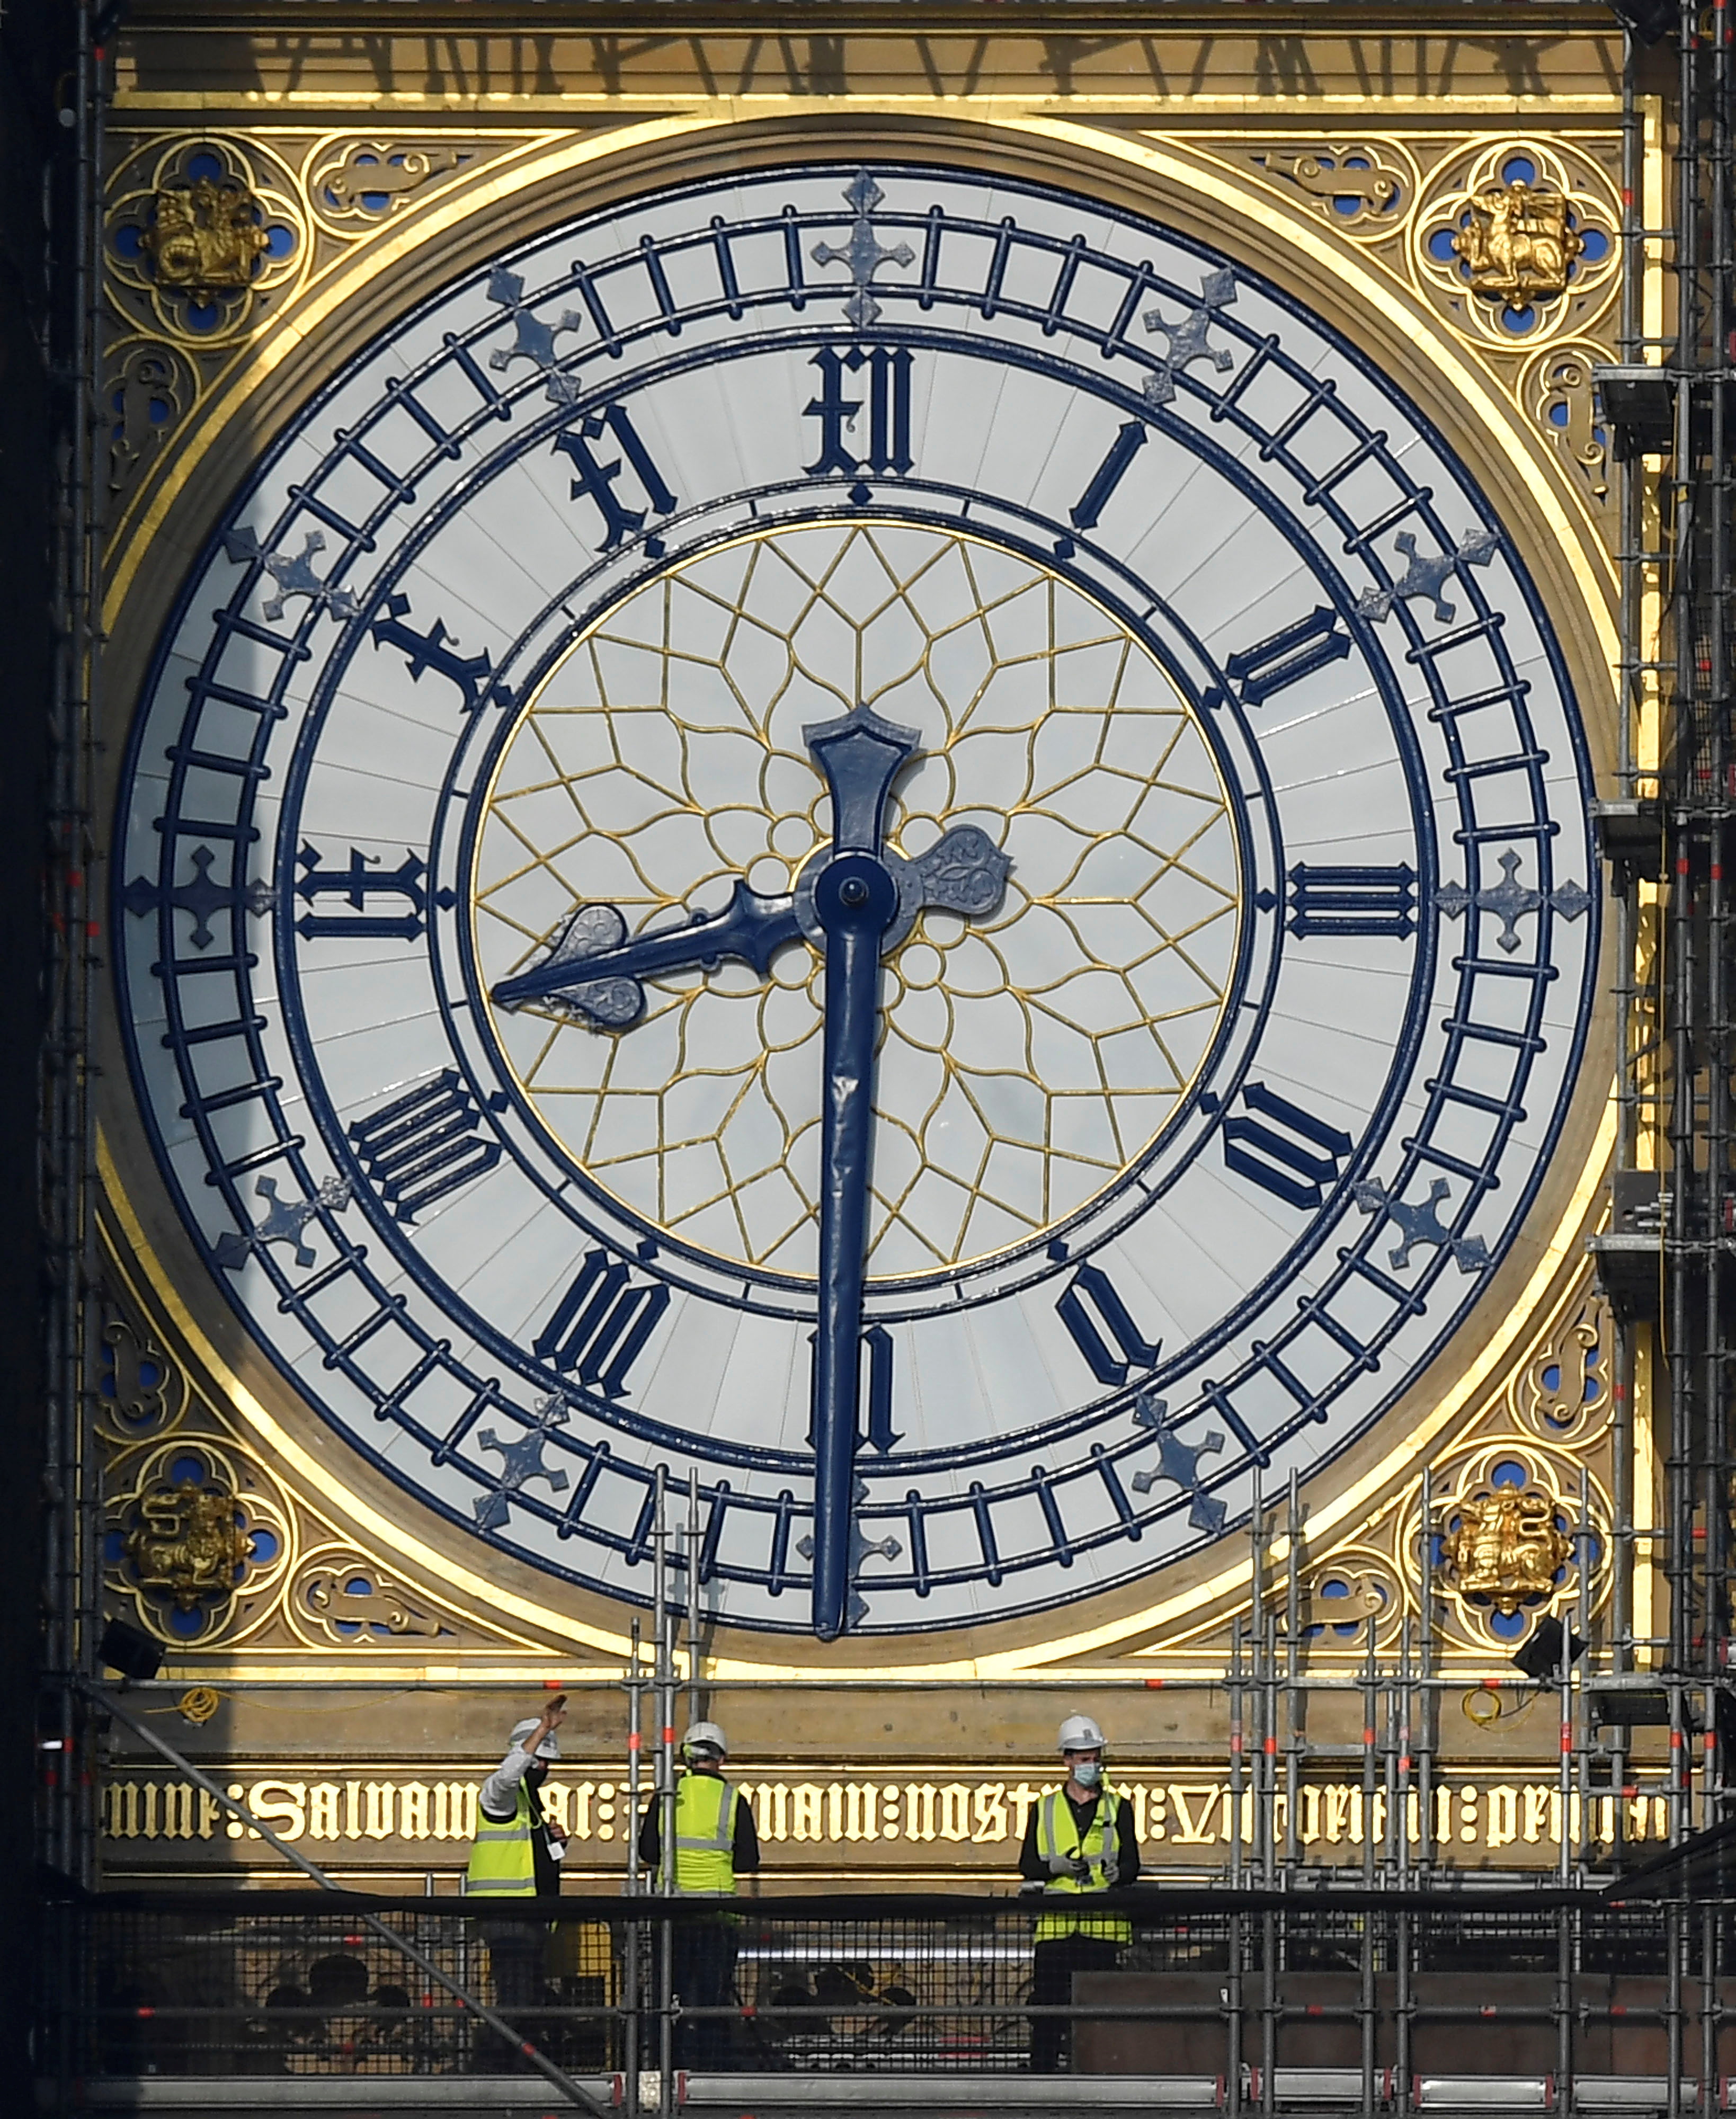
[1019,1713,1140,2074]
[638,1720,760,2071]
[465,1696,568,2070]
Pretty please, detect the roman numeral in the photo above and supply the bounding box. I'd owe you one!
[803,346,914,488]
[804,1323,900,1454]
[1221,1081,1352,1212]
[533,1251,669,1401]
[348,1071,503,1224]
[292,842,427,941]
[367,595,514,716]
[1219,607,1352,708]
[1285,862,1417,940]
[1053,420,1148,558]
[553,403,678,556]
[1057,1261,1162,1387]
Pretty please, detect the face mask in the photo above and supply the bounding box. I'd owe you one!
[1071,1761,1102,1789]
[526,1760,548,1793]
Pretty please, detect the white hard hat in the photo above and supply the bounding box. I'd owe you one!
[682,1720,728,1759]
[1057,1713,1106,1753]
[509,1716,562,1761]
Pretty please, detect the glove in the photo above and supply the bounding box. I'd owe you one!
[1045,1851,1078,1877]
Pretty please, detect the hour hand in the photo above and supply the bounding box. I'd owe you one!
[489,878,803,1028]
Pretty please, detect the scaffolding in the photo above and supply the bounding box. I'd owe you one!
[40,0,105,1901]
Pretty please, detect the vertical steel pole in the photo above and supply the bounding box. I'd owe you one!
[624,1619,642,2108]
[1419,1468,1436,1882]
[653,1470,674,2118]
[687,1475,701,1737]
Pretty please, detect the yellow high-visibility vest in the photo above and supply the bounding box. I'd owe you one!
[1033,1786,1132,1945]
[671,1771,738,1897]
[465,1781,538,1898]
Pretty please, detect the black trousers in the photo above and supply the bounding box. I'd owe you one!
[668,1920,738,2072]
[479,1924,547,2071]
[1029,1935,1123,2075]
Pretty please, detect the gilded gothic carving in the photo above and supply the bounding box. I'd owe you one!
[1452,182,1583,306]
[1249,141,1415,229]
[107,136,306,345]
[105,1435,292,1644]
[104,342,193,496]
[1525,346,1612,507]
[96,1258,556,1658]
[307,140,476,226]
[293,1551,444,1645]
[1439,1488,1575,1616]
[1414,138,1618,345]
[122,1480,253,1611]
[1515,1290,1612,1440]
[140,175,271,295]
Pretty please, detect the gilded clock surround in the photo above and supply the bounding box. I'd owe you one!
[92,4,1636,1732]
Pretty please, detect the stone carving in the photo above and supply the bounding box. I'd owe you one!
[1412,140,1617,346]
[1530,349,1610,504]
[106,134,306,350]
[1452,181,1583,306]
[301,1561,442,1641]
[313,140,469,218]
[1515,1293,1610,1439]
[98,1315,179,1437]
[105,343,191,493]
[1256,144,1408,224]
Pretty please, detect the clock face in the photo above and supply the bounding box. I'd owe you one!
[114,161,1598,1637]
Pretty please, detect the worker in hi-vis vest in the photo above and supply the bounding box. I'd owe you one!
[466,1696,568,2070]
[637,1720,760,2072]
[1018,1714,1141,2074]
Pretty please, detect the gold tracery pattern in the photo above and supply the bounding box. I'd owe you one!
[474,522,1240,1279]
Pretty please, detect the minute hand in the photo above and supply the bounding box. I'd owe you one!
[803,705,917,1643]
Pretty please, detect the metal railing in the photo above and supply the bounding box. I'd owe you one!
[38,1885,1736,2111]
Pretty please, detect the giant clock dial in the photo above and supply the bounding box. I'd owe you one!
[115,162,1598,1639]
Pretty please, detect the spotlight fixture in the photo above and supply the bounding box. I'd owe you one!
[97,1617,164,1684]
[1511,1615,1587,1682]
[1605,0,1677,45]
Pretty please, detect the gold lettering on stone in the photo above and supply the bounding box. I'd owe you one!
[399,1783,430,1841]
[95,1769,1673,1862]
[972,1785,1007,1845]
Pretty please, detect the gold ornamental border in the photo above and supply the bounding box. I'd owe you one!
[97,107,1625,1678]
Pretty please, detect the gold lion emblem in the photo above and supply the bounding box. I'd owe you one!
[142,177,270,295]
[1452,182,1582,306]
[1439,1487,1572,1615]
